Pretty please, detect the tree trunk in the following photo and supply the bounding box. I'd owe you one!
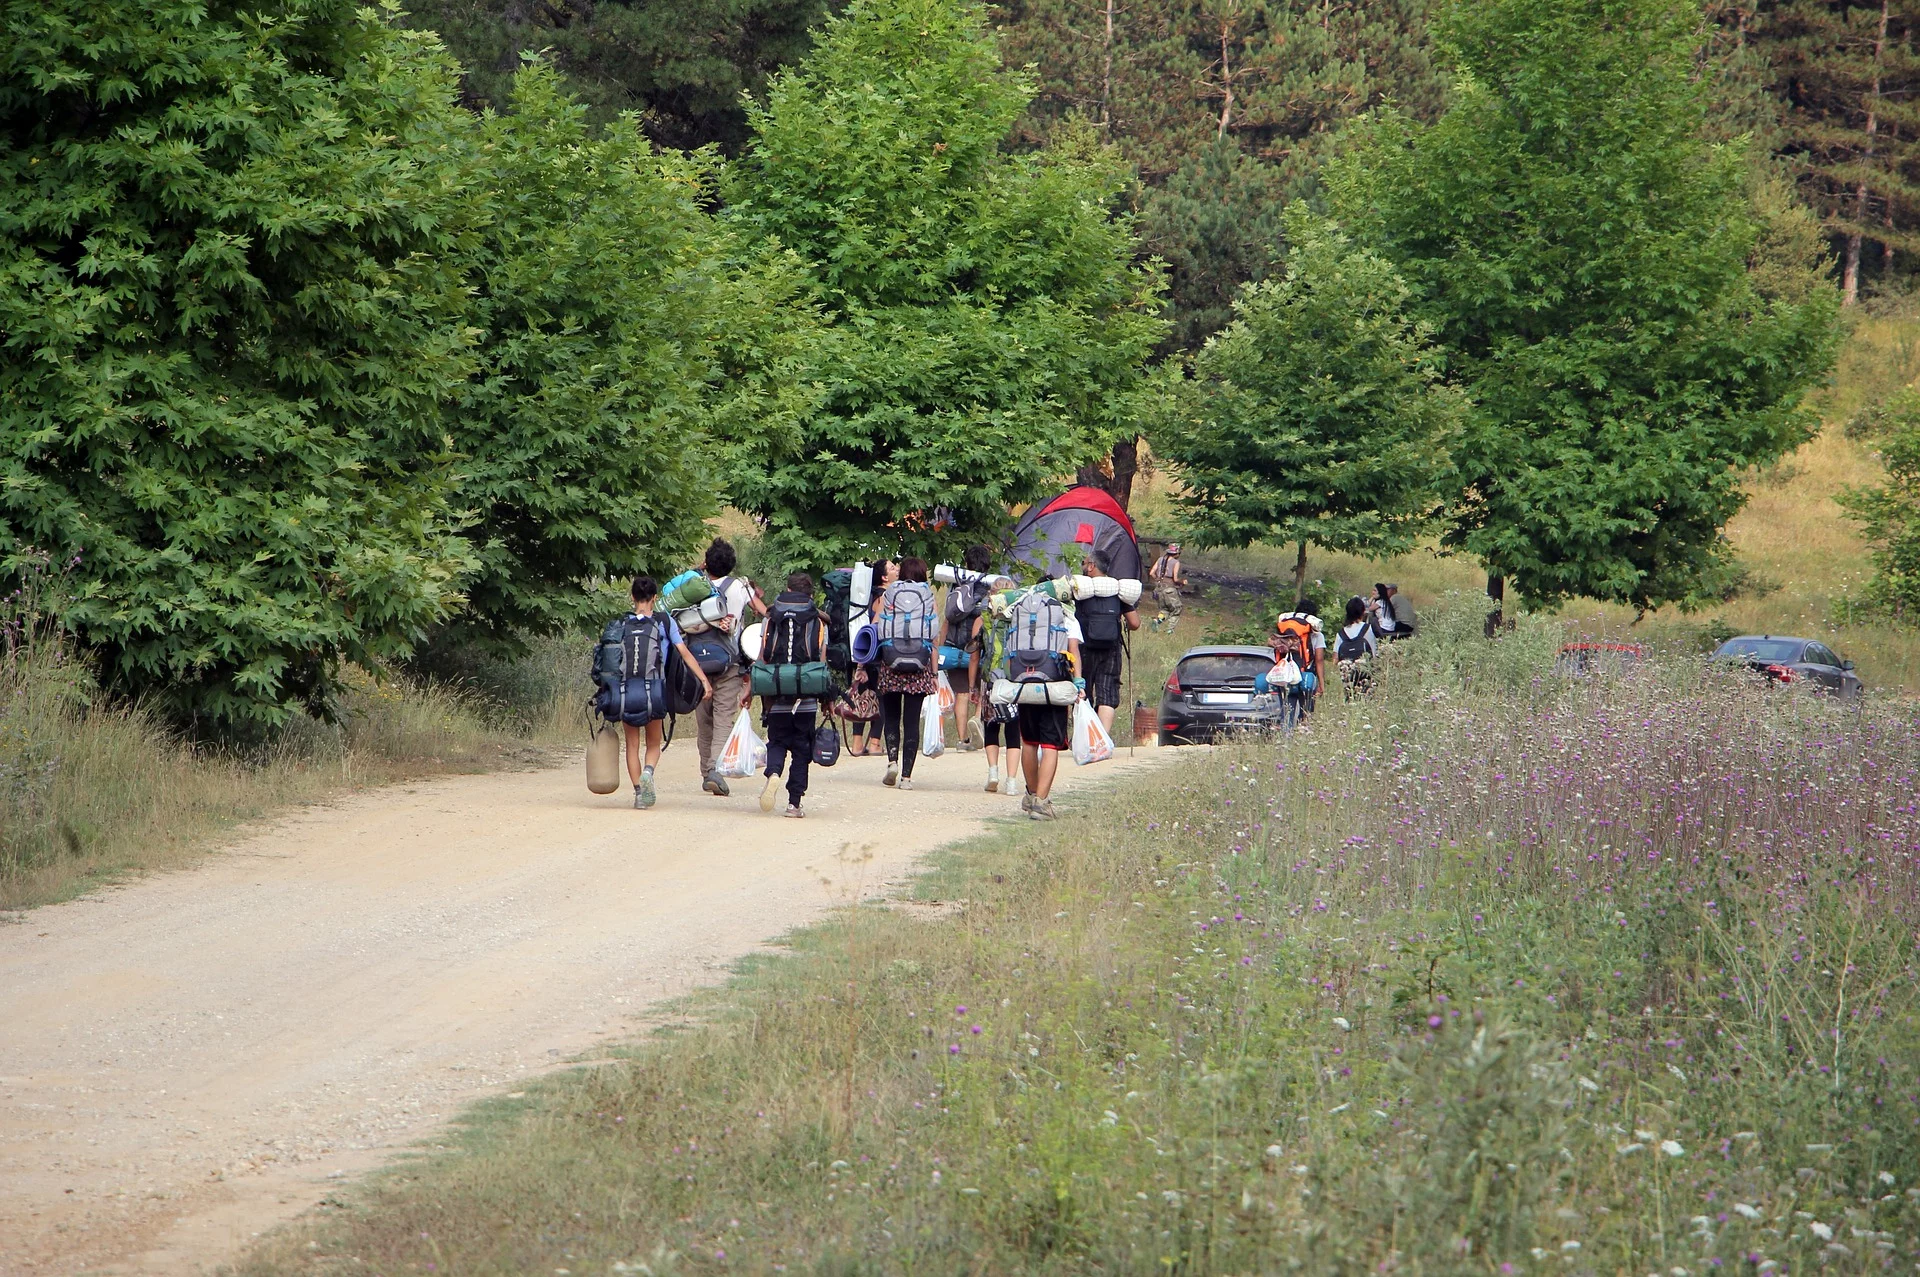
[1110,436,1139,511]
[1100,0,1115,128]
[1293,541,1308,603]
[1216,21,1233,138]
[1845,0,1889,309]
[1484,573,1505,637]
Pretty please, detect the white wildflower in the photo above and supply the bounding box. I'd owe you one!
[1808,1222,1833,1241]
[1560,1240,1581,1252]
[1878,1171,1896,1186]
[1666,1064,1687,1082]
[1576,1076,1600,1093]
[1617,1143,1646,1155]
[1332,1017,1352,1031]
[1661,1140,1685,1158]
[1734,1203,1761,1220]
[1635,1128,1657,1141]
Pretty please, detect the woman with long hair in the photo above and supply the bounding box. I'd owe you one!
[875,557,937,789]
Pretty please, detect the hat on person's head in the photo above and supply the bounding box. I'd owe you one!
[1384,582,1400,593]
[1166,543,1181,554]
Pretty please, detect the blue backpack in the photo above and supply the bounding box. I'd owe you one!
[592,613,670,725]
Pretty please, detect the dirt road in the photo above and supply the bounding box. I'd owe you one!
[0,741,1175,1275]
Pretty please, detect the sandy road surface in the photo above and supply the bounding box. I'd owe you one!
[0,740,1174,1275]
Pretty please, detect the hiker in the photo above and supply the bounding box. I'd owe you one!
[1371,582,1417,640]
[1334,595,1380,696]
[757,571,828,818]
[1149,543,1187,629]
[875,557,938,789]
[943,544,994,751]
[695,538,765,798]
[847,557,899,758]
[598,575,713,810]
[1009,581,1082,821]
[973,575,1022,797]
[1270,599,1326,727]
[1076,552,1140,736]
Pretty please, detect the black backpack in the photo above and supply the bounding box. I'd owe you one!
[751,599,836,698]
[942,574,991,648]
[664,644,705,716]
[1336,624,1372,665]
[821,568,855,673]
[681,576,740,676]
[1078,595,1125,650]
[591,613,670,725]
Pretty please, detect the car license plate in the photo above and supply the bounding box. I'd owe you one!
[1197,692,1252,706]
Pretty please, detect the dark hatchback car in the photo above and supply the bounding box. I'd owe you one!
[1709,634,1864,700]
[1158,645,1294,745]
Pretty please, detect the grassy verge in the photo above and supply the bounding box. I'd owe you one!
[0,631,581,910]
[238,599,1920,1275]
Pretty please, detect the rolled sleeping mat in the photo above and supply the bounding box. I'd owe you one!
[741,622,765,663]
[934,563,992,587]
[851,622,880,665]
[672,606,709,635]
[586,719,622,794]
[993,678,1079,707]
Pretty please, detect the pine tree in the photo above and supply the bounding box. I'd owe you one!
[1750,0,1920,304]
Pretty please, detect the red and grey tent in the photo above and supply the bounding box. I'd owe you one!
[1004,486,1142,581]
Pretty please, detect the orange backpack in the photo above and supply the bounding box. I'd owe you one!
[1273,614,1315,666]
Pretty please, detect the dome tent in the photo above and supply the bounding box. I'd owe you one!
[1004,486,1142,582]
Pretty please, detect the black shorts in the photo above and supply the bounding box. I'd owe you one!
[1017,703,1070,751]
[948,663,973,696]
[1080,645,1122,709]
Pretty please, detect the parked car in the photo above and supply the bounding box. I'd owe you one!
[1708,634,1863,700]
[1555,641,1651,676]
[1158,645,1294,745]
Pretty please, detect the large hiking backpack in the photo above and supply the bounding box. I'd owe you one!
[591,613,670,725]
[877,580,935,674]
[751,599,835,698]
[942,573,991,645]
[821,568,855,673]
[1273,614,1317,670]
[680,576,740,674]
[664,643,705,715]
[660,568,714,614]
[1006,589,1072,685]
[1078,593,1125,650]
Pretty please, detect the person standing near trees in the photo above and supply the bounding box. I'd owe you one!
[609,575,713,810]
[1150,543,1187,629]
[757,571,828,818]
[696,538,766,797]
[876,557,938,790]
[1076,552,1139,736]
[945,544,995,751]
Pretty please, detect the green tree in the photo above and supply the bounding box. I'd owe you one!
[724,0,1165,570]
[441,66,761,653]
[1158,209,1461,599]
[1329,0,1841,617]
[1839,389,1920,620]
[404,0,830,151]
[0,0,481,732]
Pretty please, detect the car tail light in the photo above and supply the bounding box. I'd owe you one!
[1764,663,1796,684]
[1164,668,1181,694]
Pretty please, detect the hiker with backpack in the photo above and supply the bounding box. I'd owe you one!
[1334,595,1380,697]
[753,571,831,818]
[1267,600,1326,728]
[591,575,714,809]
[1076,552,1140,736]
[940,544,995,751]
[875,557,938,789]
[971,574,1023,798]
[691,538,766,798]
[1149,543,1187,631]
[993,578,1083,821]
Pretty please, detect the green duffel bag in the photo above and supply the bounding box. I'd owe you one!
[751,661,836,699]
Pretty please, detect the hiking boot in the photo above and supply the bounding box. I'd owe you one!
[1020,791,1036,813]
[898,776,914,791]
[784,804,806,819]
[634,777,656,810]
[759,773,781,812]
[883,761,899,787]
[704,769,730,797]
[1029,798,1056,821]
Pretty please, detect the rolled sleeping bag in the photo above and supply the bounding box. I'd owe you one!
[586,719,622,794]
[1077,577,1145,604]
[850,561,874,608]
[660,569,714,613]
[673,606,709,635]
[1117,579,1143,605]
[851,622,881,665]
[995,678,1079,707]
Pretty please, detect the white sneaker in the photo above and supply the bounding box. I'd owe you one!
[898,776,913,791]
[985,774,999,793]
[759,773,781,812]
[883,761,899,787]
[1006,775,1024,799]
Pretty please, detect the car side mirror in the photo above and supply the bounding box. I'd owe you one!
[1843,660,1856,671]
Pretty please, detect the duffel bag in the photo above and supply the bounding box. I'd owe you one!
[751,661,837,699]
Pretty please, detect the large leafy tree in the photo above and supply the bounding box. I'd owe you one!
[723,0,1165,570]
[0,0,481,733]
[1839,389,1920,620]
[1329,0,1841,616]
[442,66,765,654]
[1159,209,1462,599]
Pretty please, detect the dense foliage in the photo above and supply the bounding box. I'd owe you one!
[1840,388,1920,621]
[0,0,481,732]
[723,0,1165,570]
[1329,0,1841,614]
[1159,209,1461,596]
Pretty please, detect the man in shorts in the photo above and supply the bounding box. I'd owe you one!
[1076,553,1140,736]
[1017,602,1082,822]
[695,537,766,797]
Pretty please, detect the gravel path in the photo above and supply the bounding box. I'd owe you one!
[0,740,1173,1275]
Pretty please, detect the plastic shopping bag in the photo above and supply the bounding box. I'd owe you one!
[920,693,947,759]
[1070,698,1115,766]
[718,708,764,779]
[935,669,957,718]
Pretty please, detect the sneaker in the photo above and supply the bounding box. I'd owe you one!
[985,774,1000,793]
[759,773,781,812]
[634,777,655,809]
[1006,776,1024,800]
[1020,792,1035,813]
[883,761,899,787]
[704,769,730,797]
[967,717,986,750]
[1029,798,1056,821]
[784,804,805,819]
[898,776,913,791]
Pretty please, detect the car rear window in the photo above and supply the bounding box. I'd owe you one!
[1178,654,1271,687]
[1717,638,1803,663]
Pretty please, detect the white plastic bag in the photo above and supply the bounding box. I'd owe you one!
[920,694,947,758]
[718,708,764,779]
[1070,698,1115,766]
[935,670,957,717]
[1268,656,1303,689]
